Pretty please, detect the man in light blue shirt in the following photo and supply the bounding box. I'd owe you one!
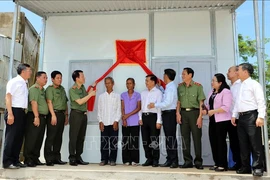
[148,69,178,168]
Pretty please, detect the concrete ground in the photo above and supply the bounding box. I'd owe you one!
[0,164,269,180]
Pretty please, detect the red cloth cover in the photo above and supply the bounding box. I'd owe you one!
[87,39,165,111]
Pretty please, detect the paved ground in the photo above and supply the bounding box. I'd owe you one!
[0,164,269,180]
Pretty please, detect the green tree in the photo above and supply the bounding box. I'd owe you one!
[238,34,270,137]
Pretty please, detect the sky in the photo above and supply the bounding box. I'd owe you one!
[0,0,269,63]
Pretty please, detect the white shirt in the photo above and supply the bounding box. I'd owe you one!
[232,77,266,119]
[139,87,162,124]
[230,79,241,112]
[155,81,177,111]
[97,91,121,126]
[6,75,28,108]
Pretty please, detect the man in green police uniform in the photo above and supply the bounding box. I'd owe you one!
[177,67,206,170]
[44,71,68,166]
[68,70,96,166]
[24,71,48,167]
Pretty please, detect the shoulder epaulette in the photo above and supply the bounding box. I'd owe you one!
[72,85,77,89]
[178,82,184,86]
[194,82,202,86]
[35,85,39,88]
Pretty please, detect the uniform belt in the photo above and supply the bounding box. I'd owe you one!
[12,107,26,111]
[181,108,199,111]
[54,109,65,113]
[28,111,47,118]
[39,114,47,118]
[162,109,176,114]
[71,109,87,114]
[239,109,257,116]
[142,112,157,116]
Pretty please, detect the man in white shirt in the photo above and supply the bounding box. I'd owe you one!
[231,63,266,177]
[98,77,121,166]
[226,66,241,170]
[139,74,162,167]
[148,69,178,168]
[3,63,32,169]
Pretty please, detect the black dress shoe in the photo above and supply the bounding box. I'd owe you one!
[228,164,240,171]
[15,162,27,168]
[253,169,263,177]
[142,159,153,166]
[35,159,45,165]
[77,159,89,165]
[152,161,159,167]
[46,161,54,166]
[160,161,172,167]
[209,166,217,170]
[195,165,204,170]
[69,160,78,166]
[3,164,20,169]
[99,161,108,166]
[236,167,251,174]
[179,163,193,168]
[170,162,178,168]
[215,167,227,172]
[26,161,36,167]
[54,159,67,165]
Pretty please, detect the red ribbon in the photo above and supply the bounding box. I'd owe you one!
[87,39,165,111]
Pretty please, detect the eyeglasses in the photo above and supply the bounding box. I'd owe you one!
[211,80,218,82]
[25,69,32,72]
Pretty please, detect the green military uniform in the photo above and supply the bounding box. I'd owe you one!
[44,85,68,163]
[68,83,88,162]
[24,83,48,165]
[177,80,206,166]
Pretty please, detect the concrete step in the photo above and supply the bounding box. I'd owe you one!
[0,164,269,180]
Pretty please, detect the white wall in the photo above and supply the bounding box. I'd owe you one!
[154,11,212,56]
[42,10,235,164]
[216,10,235,76]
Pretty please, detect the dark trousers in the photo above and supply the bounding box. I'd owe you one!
[180,110,202,165]
[68,110,87,161]
[100,125,119,162]
[209,119,230,168]
[122,125,140,163]
[162,110,178,163]
[24,112,47,163]
[238,111,263,170]
[141,113,160,162]
[3,108,26,167]
[228,119,241,167]
[44,112,65,162]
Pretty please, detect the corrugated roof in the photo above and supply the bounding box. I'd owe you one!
[16,0,245,17]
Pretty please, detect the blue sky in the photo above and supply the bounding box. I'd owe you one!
[0,0,269,62]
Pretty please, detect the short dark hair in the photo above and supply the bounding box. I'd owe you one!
[183,67,194,78]
[214,73,230,93]
[104,76,114,84]
[72,70,83,82]
[126,77,135,84]
[164,69,176,81]
[17,63,30,75]
[146,74,158,84]
[239,63,254,75]
[51,70,62,79]
[35,71,46,80]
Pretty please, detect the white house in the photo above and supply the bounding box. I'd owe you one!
[13,0,246,166]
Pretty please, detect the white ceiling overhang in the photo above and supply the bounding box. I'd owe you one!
[15,0,245,17]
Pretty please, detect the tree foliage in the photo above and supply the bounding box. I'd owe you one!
[238,34,270,137]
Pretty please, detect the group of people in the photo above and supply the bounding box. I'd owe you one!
[3,62,266,177]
